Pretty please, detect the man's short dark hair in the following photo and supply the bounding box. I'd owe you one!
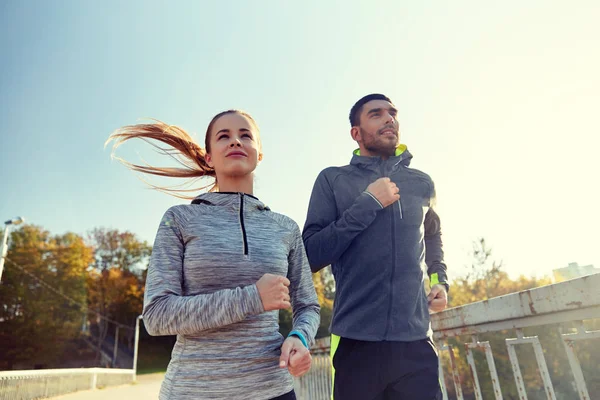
[349,94,393,126]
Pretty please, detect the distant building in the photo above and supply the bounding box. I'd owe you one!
[553,262,600,282]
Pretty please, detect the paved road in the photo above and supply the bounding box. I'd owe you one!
[50,373,163,399]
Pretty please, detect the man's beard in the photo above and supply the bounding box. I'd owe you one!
[361,127,399,157]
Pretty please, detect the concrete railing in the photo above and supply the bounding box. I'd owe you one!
[294,337,332,400]
[0,316,143,400]
[294,273,600,400]
[0,368,134,400]
[431,273,600,400]
[2,277,597,400]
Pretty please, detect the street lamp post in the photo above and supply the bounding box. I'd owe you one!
[0,216,25,281]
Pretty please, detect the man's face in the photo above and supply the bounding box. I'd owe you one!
[353,100,400,157]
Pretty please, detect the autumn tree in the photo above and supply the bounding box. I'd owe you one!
[0,225,93,369]
[278,266,335,338]
[86,228,151,364]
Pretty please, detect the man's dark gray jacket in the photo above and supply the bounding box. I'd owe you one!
[303,148,448,341]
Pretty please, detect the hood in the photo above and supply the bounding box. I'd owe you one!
[350,144,413,172]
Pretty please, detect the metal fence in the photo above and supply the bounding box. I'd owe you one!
[294,337,332,400]
[0,368,134,400]
[2,276,597,400]
[0,317,143,400]
[432,273,600,400]
[295,273,600,400]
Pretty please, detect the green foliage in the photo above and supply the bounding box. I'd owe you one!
[0,225,150,370]
[280,267,335,339]
[0,225,93,369]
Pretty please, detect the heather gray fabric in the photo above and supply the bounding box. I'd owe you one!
[143,192,320,400]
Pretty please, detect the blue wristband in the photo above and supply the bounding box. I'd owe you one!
[287,330,308,348]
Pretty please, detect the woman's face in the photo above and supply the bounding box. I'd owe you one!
[205,112,262,179]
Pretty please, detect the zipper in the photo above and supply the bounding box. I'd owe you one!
[384,203,396,339]
[391,159,404,220]
[379,159,397,339]
[397,200,403,219]
[239,193,249,255]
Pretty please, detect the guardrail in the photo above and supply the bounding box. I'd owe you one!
[3,277,597,400]
[294,273,600,400]
[0,316,144,400]
[432,273,600,400]
[294,337,332,400]
[0,368,134,400]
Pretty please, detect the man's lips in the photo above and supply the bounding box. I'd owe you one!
[380,129,397,136]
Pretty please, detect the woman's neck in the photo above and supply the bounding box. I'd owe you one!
[216,174,254,195]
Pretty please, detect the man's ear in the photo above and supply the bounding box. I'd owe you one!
[350,126,361,142]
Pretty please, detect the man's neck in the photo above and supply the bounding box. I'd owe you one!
[357,147,392,160]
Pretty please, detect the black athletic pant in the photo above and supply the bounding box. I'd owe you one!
[270,390,296,400]
[333,337,442,400]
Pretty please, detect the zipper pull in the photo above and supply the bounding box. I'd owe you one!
[397,199,403,219]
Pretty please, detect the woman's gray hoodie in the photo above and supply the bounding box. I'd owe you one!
[142,192,320,400]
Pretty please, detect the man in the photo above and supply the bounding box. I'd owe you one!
[302,94,448,400]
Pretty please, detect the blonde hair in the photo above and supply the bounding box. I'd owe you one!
[106,110,260,198]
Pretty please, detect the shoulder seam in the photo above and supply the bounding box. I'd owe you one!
[167,205,195,232]
[262,211,297,234]
[262,212,298,250]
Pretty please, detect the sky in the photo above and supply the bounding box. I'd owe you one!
[1,0,599,280]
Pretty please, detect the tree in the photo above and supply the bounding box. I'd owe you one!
[311,267,335,338]
[279,266,335,338]
[86,228,151,364]
[0,225,93,369]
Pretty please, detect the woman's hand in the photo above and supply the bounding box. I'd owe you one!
[279,336,312,377]
[256,273,291,311]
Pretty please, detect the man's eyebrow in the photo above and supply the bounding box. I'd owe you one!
[367,107,398,116]
[366,108,383,116]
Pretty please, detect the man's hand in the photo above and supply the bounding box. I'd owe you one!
[279,336,312,377]
[366,177,400,208]
[427,284,448,313]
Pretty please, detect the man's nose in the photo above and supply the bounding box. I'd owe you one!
[384,112,395,125]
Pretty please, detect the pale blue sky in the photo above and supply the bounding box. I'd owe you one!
[1,0,599,278]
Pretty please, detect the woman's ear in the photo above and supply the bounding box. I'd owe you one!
[205,152,214,168]
[258,152,263,162]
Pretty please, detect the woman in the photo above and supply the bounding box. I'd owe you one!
[106,110,320,400]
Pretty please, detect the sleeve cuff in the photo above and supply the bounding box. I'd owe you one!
[363,191,384,209]
[244,284,265,315]
[288,330,309,348]
[430,272,449,292]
